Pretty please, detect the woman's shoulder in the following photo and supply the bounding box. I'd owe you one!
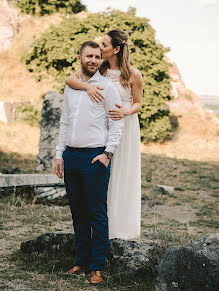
[130,67,143,85]
[130,67,142,78]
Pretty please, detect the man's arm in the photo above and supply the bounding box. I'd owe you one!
[91,82,124,167]
[54,86,69,178]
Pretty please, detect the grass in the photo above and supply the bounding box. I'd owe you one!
[0,199,154,290]
[0,150,37,173]
[1,153,219,290]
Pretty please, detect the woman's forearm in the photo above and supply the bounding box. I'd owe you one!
[66,75,88,91]
[126,102,142,115]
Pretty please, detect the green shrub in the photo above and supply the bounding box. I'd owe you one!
[16,104,41,126]
[15,0,86,15]
[24,9,176,142]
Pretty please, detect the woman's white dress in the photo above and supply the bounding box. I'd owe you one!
[106,69,141,240]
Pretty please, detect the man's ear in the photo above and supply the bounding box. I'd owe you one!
[114,46,120,55]
[78,54,81,63]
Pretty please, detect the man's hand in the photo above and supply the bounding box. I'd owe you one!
[54,159,64,178]
[92,154,110,167]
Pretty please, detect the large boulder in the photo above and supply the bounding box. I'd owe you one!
[36,91,63,172]
[20,232,75,257]
[109,238,156,275]
[20,232,158,275]
[155,233,219,291]
[21,232,219,287]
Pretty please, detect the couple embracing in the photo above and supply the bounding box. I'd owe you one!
[54,29,143,284]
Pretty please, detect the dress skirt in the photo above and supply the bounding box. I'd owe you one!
[107,111,141,240]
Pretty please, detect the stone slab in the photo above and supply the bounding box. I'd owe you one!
[0,174,64,188]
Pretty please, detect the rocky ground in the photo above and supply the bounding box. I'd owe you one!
[0,153,218,290]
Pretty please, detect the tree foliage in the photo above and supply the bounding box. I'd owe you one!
[24,9,175,142]
[16,0,86,15]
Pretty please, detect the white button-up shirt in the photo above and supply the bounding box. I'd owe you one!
[56,71,124,159]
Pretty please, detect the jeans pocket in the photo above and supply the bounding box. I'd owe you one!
[96,159,107,169]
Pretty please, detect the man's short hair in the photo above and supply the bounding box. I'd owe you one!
[79,41,100,56]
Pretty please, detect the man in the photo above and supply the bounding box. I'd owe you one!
[54,41,123,284]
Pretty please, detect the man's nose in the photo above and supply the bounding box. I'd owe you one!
[90,57,97,63]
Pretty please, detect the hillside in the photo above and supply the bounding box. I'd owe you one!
[141,58,219,163]
[0,1,219,164]
[198,95,219,114]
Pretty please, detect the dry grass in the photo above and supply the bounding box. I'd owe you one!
[0,199,153,290]
[0,12,62,103]
[141,110,219,163]
[1,152,218,290]
[0,122,40,155]
[141,153,219,234]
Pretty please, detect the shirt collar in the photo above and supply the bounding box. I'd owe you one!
[79,70,101,83]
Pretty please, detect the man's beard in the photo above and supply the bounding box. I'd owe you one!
[81,62,98,77]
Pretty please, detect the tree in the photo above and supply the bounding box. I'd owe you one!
[24,9,175,142]
[15,0,86,15]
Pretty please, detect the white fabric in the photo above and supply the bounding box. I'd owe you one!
[106,69,141,240]
[56,71,124,159]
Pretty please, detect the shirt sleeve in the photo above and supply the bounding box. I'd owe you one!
[104,82,124,153]
[55,86,69,159]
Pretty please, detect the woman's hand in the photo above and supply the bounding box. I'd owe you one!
[86,84,104,103]
[108,104,130,120]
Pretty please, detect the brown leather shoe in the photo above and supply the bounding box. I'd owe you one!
[90,271,103,284]
[61,265,89,275]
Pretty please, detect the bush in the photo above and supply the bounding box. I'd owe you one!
[16,104,41,126]
[15,0,86,15]
[24,9,176,142]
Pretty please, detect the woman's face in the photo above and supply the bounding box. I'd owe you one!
[100,35,115,60]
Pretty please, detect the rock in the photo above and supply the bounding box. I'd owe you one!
[36,91,63,172]
[0,174,65,201]
[109,238,157,275]
[0,101,31,123]
[0,1,20,53]
[20,233,158,275]
[155,185,174,195]
[35,186,66,200]
[175,186,185,191]
[0,174,64,187]
[20,232,76,257]
[155,233,219,291]
[199,193,210,199]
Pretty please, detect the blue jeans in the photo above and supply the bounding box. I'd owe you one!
[63,146,111,271]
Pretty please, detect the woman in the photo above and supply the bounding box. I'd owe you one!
[66,29,143,240]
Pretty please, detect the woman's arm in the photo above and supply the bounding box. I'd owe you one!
[66,71,104,102]
[108,68,143,120]
[66,70,86,90]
